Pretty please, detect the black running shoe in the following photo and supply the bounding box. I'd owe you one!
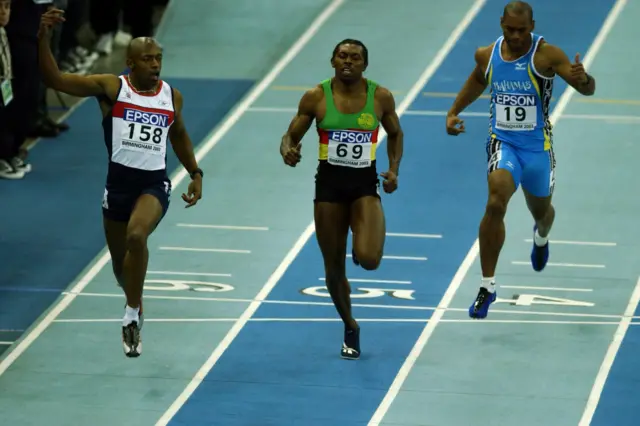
[341,327,360,360]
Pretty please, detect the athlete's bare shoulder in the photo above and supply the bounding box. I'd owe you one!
[534,38,552,53]
[100,74,124,100]
[100,73,122,86]
[53,72,121,101]
[533,40,565,77]
[305,84,325,102]
[534,39,564,61]
[374,85,395,113]
[374,84,392,100]
[474,44,494,71]
[298,84,324,117]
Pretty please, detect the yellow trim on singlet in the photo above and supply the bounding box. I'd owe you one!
[527,64,551,151]
[487,65,497,139]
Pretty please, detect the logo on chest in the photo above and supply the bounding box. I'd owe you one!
[357,112,376,129]
[492,79,533,93]
[124,108,169,127]
[327,130,373,144]
[495,93,536,106]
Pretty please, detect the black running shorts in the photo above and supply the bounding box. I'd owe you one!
[102,179,171,222]
[313,160,380,204]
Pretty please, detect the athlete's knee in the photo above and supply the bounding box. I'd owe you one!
[486,172,514,219]
[485,191,510,219]
[532,202,554,224]
[354,248,382,270]
[524,190,553,221]
[126,224,150,251]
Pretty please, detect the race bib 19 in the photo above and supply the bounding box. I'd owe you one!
[326,130,373,168]
[494,93,537,131]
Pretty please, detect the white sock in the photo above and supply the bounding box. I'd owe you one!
[534,228,549,247]
[123,305,140,326]
[481,277,496,293]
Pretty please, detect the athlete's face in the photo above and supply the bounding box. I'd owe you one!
[500,13,534,53]
[0,1,11,27]
[128,44,163,87]
[331,44,367,81]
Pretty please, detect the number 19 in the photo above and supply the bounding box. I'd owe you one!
[505,106,526,122]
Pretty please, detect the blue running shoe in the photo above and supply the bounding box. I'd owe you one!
[469,287,497,319]
[341,327,360,360]
[531,225,549,272]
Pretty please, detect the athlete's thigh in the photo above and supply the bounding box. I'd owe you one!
[102,185,138,263]
[520,147,555,214]
[487,137,522,192]
[137,180,171,232]
[103,216,128,270]
[128,193,165,236]
[128,180,172,234]
[519,147,555,198]
[314,201,350,271]
[350,195,385,255]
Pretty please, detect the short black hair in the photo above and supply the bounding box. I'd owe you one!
[332,38,368,66]
[503,1,533,21]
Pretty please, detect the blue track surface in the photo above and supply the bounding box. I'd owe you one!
[1,0,639,424]
[167,1,623,425]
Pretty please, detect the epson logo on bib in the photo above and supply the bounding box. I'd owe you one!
[328,130,372,144]
[124,108,169,127]
[494,93,537,131]
[495,94,536,107]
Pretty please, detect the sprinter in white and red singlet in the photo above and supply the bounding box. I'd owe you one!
[39,9,204,358]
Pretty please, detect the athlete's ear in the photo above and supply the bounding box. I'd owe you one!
[530,19,535,31]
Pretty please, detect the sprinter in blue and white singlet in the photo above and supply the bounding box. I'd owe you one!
[445,1,596,319]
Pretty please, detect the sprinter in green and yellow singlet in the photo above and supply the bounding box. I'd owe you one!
[279,39,404,360]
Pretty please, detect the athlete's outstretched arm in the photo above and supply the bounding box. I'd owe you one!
[169,88,202,207]
[378,87,403,177]
[280,87,320,167]
[446,46,491,135]
[448,47,490,116]
[544,45,595,96]
[38,9,116,98]
[168,89,199,174]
